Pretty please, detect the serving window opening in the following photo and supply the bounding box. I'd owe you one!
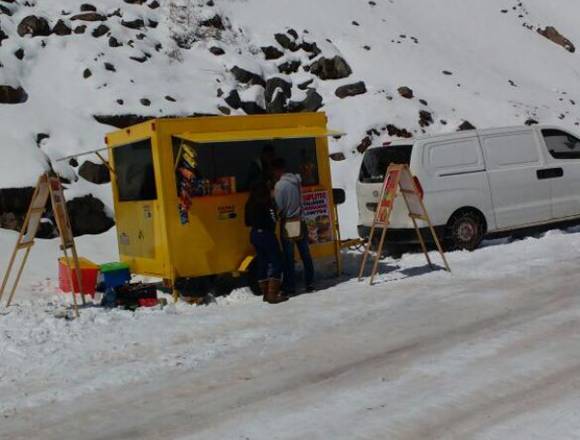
[172,136,319,198]
[113,139,157,202]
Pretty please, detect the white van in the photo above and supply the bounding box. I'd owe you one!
[357,125,580,251]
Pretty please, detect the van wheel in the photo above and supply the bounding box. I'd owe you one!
[446,211,483,251]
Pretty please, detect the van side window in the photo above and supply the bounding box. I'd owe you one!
[482,132,539,167]
[542,129,580,159]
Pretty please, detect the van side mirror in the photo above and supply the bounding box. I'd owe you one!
[333,188,346,205]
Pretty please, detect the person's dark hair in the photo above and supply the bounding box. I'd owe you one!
[272,157,286,172]
[247,181,271,206]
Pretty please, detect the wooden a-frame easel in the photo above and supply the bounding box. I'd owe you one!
[358,164,451,285]
[0,173,86,317]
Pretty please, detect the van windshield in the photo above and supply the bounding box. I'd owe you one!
[359,145,413,183]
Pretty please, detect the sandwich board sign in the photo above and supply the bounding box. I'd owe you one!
[358,164,450,285]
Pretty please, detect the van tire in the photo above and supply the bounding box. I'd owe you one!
[446,211,484,251]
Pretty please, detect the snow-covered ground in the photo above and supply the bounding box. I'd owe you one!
[2,225,580,439]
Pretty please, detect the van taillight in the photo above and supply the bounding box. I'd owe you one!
[413,177,424,199]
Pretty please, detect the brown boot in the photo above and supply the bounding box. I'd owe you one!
[266,278,288,304]
[259,279,270,302]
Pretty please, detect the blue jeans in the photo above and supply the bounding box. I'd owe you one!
[251,229,283,281]
[281,233,314,292]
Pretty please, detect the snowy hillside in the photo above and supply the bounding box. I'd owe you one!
[2,0,580,235]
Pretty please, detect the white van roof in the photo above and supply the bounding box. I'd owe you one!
[373,124,573,149]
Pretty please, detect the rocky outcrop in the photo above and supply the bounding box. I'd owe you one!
[309,56,352,80]
[17,16,51,37]
[335,81,366,98]
[537,26,575,53]
[230,66,266,87]
[0,85,28,104]
[67,195,115,236]
[78,161,110,184]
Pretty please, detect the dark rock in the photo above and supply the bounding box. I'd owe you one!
[356,136,372,153]
[397,86,414,99]
[265,77,292,103]
[104,62,116,72]
[274,33,298,51]
[36,133,50,147]
[298,79,314,90]
[130,54,148,63]
[335,81,367,98]
[92,24,109,38]
[537,26,575,53]
[108,8,122,18]
[71,12,107,21]
[230,66,265,87]
[261,46,284,60]
[78,160,110,184]
[0,4,13,16]
[69,158,79,167]
[140,98,151,106]
[287,28,299,40]
[278,60,301,74]
[121,18,144,29]
[148,0,160,9]
[108,36,122,47]
[14,48,24,60]
[74,25,87,34]
[386,124,413,138]
[0,27,7,46]
[240,101,266,115]
[525,118,539,126]
[419,99,428,106]
[300,41,321,57]
[93,114,154,128]
[209,46,225,56]
[218,105,231,115]
[0,187,35,218]
[266,92,287,114]
[0,85,28,104]
[165,95,176,102]
[80,4,97,11]
[225,90,241,109]
[289,89,323,112]
[309,56,352,80]
[148,19,158,28]
[419,110,433,127]
[116,99,124,105]
[17,15,51,37]
[52,20,72,36]
[67,195,114,236]
[124,0,147,4]
[329,152,346,161]
[83,68,92,78]
[442,70,453,75]
[200,15,225,30]
[457,120,476,131]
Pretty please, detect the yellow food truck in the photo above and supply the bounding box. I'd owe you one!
[105,112,344,297]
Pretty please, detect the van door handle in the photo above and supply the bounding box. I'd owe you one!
[537,167,564,180]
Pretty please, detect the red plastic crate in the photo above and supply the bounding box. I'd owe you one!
[59,257,99,296]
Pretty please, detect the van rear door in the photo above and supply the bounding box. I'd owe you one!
[480,130,551,229]
[357,145,413,229]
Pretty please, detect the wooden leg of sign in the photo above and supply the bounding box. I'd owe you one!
[411,217,433,269]
[358,222,377,281]
[6,247,32,307]
[427,220,451,272]
[333,205,343,277]
[369,226,388,286]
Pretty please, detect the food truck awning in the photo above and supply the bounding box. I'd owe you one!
[175,127,344,144]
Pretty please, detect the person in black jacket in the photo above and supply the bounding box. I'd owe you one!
[245,182,287,304]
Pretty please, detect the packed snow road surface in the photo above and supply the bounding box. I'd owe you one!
[1,228,580,439]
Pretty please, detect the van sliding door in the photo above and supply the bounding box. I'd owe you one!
[481,131,551,229]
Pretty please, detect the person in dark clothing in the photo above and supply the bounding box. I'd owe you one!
[244,182,287,304]
[272,158,315,295]
[246,144,276,189]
